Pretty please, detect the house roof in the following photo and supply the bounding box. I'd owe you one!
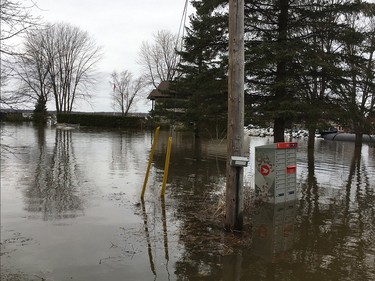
[147,81,173,100]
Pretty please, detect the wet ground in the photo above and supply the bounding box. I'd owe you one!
[1,123,375,280]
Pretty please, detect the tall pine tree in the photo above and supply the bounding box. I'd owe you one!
[176,1,228,138]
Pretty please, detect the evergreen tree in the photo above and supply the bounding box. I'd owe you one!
[175,0,375,144]
[176,1,228,138]
[33,94,48,124]
[245,0,320,142]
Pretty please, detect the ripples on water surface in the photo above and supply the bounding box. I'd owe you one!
[1,123,374,280]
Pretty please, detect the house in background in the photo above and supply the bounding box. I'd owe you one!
[147,81,173,111]
[146,81,229,137]
[147,81,189,128]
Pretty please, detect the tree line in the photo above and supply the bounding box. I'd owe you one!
[1,0,374,146]
[167,0,374,146]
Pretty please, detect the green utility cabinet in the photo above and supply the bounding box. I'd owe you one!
[255,142,298,204]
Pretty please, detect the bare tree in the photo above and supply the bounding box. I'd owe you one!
[0,0,40,107]
[110,70,144,116]
[0,0,40,57]
[334,6,375,146]
[17,22,102,113]
[13,30,52,113]
[138,30,179,88]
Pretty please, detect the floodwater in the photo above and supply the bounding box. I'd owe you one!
[1,123,374,281]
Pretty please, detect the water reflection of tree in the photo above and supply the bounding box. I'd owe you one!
[293,144,375,281]
[172,141,374,280]
[110,131,143,174]
[153,132,227,196]
[341,145,375,279]
[141,133,375,280]
[24,127,84,220]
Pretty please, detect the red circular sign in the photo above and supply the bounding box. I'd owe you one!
[260,165,270,176]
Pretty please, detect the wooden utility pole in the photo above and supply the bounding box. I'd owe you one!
[225,0,245,231]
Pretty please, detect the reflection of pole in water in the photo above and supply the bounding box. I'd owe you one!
[222,252,242,281]
[141,198,157,277]
[161,197,171,280]
[161,197,169,260]
[266,263,276,281]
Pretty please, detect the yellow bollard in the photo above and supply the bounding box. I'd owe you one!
[160,136,172,197]
[141,127,160,199]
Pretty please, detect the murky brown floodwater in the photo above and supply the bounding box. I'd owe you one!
[1,123,374,281]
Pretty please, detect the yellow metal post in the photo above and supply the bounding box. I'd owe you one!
[141,127,160,199]
[160,136,172,197]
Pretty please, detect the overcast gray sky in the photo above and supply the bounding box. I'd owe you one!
[33,0,193,112]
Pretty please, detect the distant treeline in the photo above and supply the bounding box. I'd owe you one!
[0,111,151,129]
[0,111,31,122]
[57,113,148,129]
[1,111,226,135]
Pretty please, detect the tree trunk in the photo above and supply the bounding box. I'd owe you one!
[307,126,316,149]
[273,117,285,142]
[355,132,363,147]
[354,121,363,147]
[273,0,289,143]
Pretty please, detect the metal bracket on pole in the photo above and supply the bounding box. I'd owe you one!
[230,156,249,167]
